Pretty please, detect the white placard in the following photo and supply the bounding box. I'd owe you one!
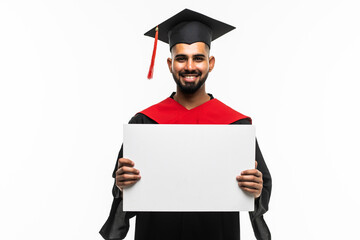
[123,124,255,211]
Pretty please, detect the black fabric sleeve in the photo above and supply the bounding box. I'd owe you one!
[249,139,272,240]
[231,118,272,240]
[99,114,156,240]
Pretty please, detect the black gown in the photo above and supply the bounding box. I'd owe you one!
[100,96,272,240]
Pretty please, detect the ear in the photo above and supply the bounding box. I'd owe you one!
[209,56,215,72]
[167,58,173,73]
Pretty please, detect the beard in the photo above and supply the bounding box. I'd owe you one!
[172,70,209,94]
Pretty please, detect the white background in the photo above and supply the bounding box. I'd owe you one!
[0,1,359,239]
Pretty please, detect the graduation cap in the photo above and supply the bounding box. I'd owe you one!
[145,9,235,79]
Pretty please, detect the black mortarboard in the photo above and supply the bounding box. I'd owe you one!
[145,9,235,79]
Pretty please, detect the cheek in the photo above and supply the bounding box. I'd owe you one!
[172,63,183,72]
[198,63,209,72]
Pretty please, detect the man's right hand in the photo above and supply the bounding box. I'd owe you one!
[115,158,141,191]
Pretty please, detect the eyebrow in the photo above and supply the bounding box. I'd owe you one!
[174,54,206,58]
[174,54,187,58]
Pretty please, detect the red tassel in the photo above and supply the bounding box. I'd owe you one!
[147,26,159,80]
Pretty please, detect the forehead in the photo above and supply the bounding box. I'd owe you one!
[171,42,209,56]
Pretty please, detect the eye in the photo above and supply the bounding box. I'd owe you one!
[194,56,205,62]
[175,56,186,62]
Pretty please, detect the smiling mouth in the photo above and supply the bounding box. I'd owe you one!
[180,74,200,82]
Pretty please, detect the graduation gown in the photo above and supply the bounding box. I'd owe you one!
[100,94,272,240]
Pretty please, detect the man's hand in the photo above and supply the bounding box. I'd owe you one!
[115,158,141,191]
[236,161,263,198]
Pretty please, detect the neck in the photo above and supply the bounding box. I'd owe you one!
[173,85,210,110]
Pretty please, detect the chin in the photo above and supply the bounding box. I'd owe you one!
[178,81,203,94]
[173,72,208,94]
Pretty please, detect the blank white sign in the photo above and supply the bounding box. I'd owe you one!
[123,124,255,211]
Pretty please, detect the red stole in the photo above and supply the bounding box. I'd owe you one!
[139,97,251,124]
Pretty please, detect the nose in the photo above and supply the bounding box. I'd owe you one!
[185,59,195,71]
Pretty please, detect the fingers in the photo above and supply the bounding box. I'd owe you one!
[118,158,134,168]
[237,169,263,186]
[237,180,262,190]
[240,169,262,178]
[116,166,140,175]
[116,173,141,190]
[116,158,140,190]
[115,165,141,183]
[238,184,262,198]
[236,167,263,198]
[117,173,141,181]
[237,176,263,198]
[116,179,140,190]
[236,174,263,184]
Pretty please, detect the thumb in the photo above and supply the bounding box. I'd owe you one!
[255,161,258,169]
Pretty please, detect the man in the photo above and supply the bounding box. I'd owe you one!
[100,9,271,240]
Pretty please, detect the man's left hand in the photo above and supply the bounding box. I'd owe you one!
[236,161,263,198]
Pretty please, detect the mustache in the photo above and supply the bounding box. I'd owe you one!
[179,70,201,76]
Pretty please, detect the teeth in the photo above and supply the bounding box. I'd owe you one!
[183,76,197,79]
